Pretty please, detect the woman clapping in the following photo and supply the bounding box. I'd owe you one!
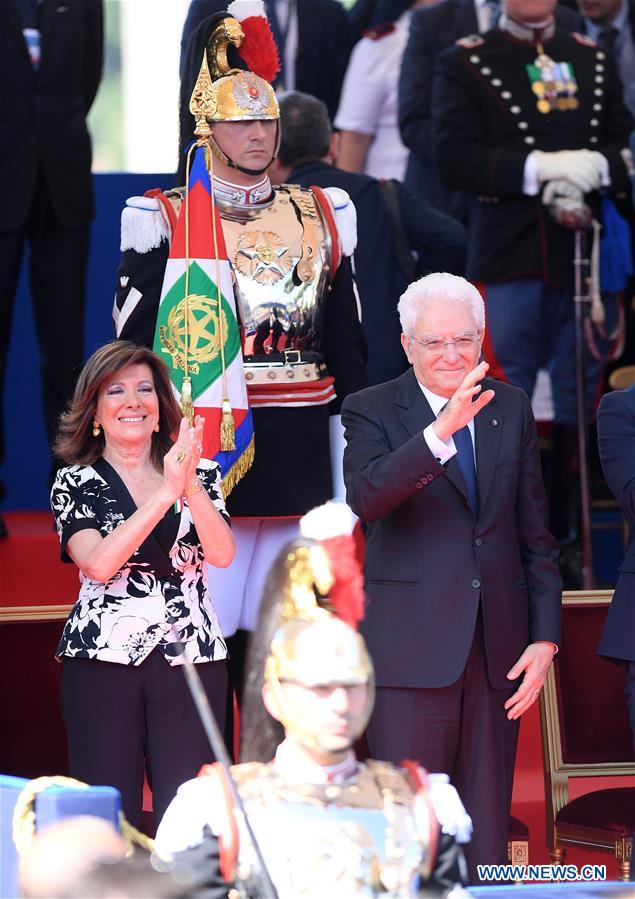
[51,340,235,826]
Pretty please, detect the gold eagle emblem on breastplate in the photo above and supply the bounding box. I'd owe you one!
[234,230,293,285]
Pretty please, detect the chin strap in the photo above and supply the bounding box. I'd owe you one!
[208,122,281,177]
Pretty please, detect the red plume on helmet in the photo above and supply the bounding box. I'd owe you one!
[320,535,365,629]
[300,503,365,630]
[227,0,281,83]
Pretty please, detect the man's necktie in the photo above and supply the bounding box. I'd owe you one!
[598,25,619,54]
[265,0,286,87]
[454,425,479,517]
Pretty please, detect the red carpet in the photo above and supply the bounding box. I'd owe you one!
[0,511,78,610]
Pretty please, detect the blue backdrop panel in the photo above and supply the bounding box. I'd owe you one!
[3,173,172,510]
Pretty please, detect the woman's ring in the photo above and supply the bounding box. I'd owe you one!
[176,451,185,463]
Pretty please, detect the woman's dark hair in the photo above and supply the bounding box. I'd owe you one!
[239,538,317,763]
[53,340,182,470]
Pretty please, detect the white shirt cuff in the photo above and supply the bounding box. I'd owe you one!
[523,152,540,196]
[424,422,456,464]
[598,153,610,187]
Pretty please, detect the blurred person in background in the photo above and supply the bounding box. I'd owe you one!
[336,0,438,182]
[596,385,635,753]
[180,0,353,120]
[0,0,103,537]
[156,505,473,898]
[51,341,235,827]
[270,90,466,386]
[577,0,635,116]
[399,0,582,219]
[431,0,634,577]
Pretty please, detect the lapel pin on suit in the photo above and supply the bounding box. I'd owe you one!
[491,418,498,426]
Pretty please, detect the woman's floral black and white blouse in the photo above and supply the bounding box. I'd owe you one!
[51,457,228,666]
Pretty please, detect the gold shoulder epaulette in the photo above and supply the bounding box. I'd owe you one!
[571,31,597,47]
[457,34,485,49]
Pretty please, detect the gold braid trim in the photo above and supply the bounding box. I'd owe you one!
[11,776,155,857]
[220,434,255,498]
[12,776,88,855]
[118,811,156,855]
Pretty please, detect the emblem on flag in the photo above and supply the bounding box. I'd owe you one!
[154,146,254,496]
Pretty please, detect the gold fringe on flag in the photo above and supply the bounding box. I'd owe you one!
[221,435,255,498]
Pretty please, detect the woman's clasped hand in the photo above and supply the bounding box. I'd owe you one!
[163,416,205,500]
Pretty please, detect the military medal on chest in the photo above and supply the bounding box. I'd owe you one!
[526,43,579,113]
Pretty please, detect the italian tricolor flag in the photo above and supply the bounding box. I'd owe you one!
[154,147,254,496]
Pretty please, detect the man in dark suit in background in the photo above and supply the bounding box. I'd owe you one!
[180,0,353,120]
[596,386,635,750]
[578,0,635,116]
[0,0,103,534]
[342,272,562,881]
[398,0,583,217]
[268,91,467,386]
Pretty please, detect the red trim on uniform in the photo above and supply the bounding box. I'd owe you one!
[311,185,341,275]
[476,281,509,384]
[246,375,336,406]
[246,375,335,394]
[145,188,178,239]
[197,763,239,882]
[572,31,597,46]
[400,759,441,874]
[363,22,396,40]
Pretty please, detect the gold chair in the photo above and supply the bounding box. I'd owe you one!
[539,590,635,880]
[508,815,529,865]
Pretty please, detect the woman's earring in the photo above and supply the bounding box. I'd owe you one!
[153,422,160,433]
[92,419,101,438]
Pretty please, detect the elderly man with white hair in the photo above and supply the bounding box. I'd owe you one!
[341,272,562,883]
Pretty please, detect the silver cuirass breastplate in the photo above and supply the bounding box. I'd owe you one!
[229,761,434,898]
[217,186,334,381]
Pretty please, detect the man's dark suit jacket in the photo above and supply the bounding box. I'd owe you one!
[0,0,103,230]
[597,386,635,664]
[398,0,582,215]
[582,0,635,47]
[342,369,562,689]
[180,0,352,119]
[287,159,466,385]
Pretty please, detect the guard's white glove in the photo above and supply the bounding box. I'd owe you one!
[541,178,585,207]
[532,149,607,193]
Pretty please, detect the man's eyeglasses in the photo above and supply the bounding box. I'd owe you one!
[408,333,481,357]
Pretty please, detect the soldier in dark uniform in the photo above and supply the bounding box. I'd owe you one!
[112,5,366,683]
[431,0,634,560]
